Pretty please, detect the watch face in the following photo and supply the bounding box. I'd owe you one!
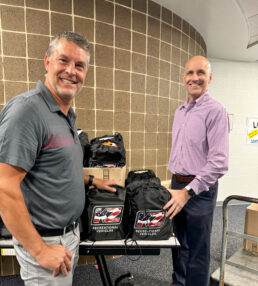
[88,175,94,186]
[188,189,195,197]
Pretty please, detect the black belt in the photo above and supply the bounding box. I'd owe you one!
[35,219,79,237]
[174,174,195,183]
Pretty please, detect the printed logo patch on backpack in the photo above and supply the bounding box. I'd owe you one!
[134,210,166,229]
[92,206,124,225]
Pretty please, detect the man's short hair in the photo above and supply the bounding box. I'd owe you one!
[46,31,90,63]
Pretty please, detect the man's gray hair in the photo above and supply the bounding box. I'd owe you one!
[46,31,90,64]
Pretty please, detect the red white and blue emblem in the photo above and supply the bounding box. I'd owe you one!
[134,210,165,229]
[92,206,123,225]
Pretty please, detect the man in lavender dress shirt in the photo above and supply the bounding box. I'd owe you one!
[164,56,229,286]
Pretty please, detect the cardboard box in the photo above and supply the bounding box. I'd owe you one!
[78,255,120,265]
[0,255,20,276]
[243,203,258,255]
[84,165,126,187]
[78,255,96,265]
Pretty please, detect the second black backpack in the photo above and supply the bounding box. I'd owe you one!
[126,171,173,240]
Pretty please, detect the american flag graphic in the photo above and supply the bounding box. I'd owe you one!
[135,210,165,228]
[92,206,123,224]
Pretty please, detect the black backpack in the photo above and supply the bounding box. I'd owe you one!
[84,185,128,241]
[125,171,172,240]
[89,133,126,167]
[125,169,156,186]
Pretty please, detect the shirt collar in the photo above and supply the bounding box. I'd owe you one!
[180,91,210,110]
[36,80,76,119]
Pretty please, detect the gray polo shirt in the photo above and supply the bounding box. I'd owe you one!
[0,81,85,229]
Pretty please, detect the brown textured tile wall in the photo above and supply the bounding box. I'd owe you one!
[0,0,206,181]
[0,81,4,104]
[3,32,26,57]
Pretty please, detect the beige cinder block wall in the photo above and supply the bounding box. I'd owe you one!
[0,0,206,181]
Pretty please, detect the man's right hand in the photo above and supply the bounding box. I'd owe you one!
[0,163,73,277]
[35,243,72,277]
[164,188,190,219]
[93,177,117,192]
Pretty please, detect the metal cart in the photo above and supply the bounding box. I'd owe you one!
[219,195,258,286]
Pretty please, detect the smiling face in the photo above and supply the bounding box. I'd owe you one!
[44,39,89,102]
[183,56,212,102]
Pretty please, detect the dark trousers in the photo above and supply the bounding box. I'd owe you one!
[171,176,218,286]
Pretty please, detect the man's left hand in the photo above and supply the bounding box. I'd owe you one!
[93,178,117,192]
[163,188,190,220]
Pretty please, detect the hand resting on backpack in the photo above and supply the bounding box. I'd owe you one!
[84,174,117,192]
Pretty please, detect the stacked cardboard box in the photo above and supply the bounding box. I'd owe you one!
[83,166,126,187]
[243,203,258,255]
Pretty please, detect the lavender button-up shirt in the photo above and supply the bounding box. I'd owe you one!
[168,92,229,195]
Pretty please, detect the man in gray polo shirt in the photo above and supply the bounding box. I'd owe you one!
[0,31,116,285]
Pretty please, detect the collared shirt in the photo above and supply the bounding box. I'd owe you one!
[0,81,85,228]
[168,91,229,195]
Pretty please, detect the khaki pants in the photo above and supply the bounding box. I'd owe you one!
[13,225,80,286]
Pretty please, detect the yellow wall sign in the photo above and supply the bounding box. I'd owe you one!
[247,117,258,144]
[248,129,258,139]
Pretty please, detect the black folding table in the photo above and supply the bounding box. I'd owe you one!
[0,236,180,286]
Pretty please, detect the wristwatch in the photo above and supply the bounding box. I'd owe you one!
[88,175,94,187]
[185,185,196,198]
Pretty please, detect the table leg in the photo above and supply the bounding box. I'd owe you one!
[95,255,113,286]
